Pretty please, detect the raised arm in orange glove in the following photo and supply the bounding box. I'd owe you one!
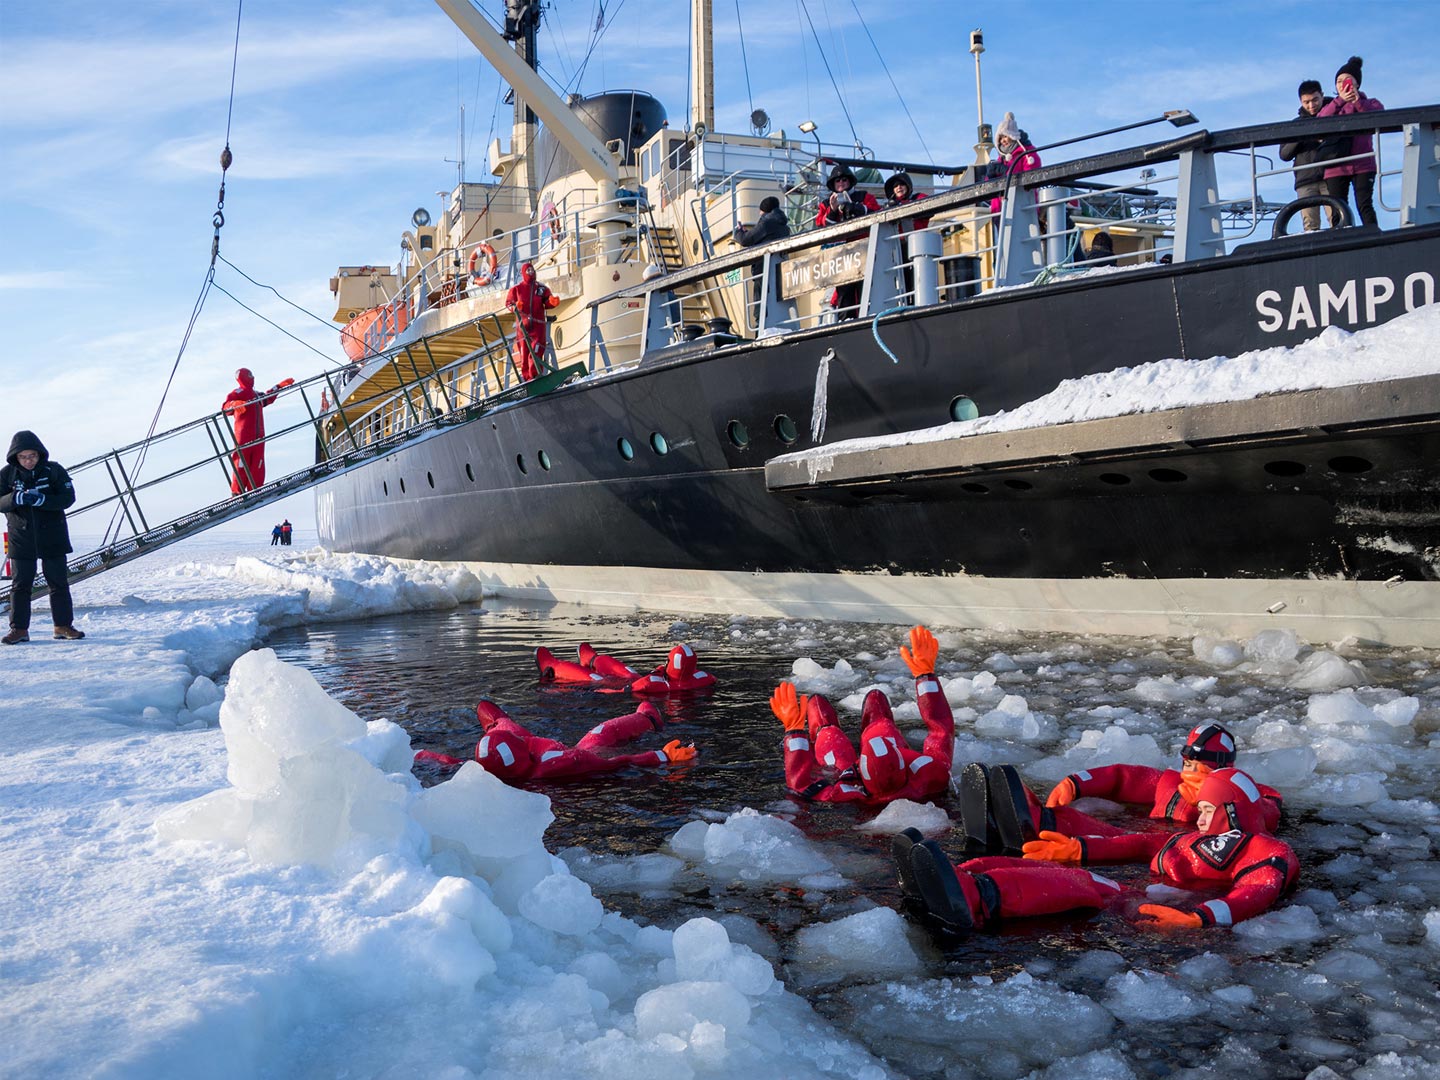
[769,682,810,732]
[1137,904,1203,929]
[899,625,939,677]
[661,739,698,763]
[1022,830,1083,864]
[1045,776,1078,808]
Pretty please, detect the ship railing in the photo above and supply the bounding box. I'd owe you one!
[585,105,1439,357]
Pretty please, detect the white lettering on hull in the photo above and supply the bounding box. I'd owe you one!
[1256,272,1435,333]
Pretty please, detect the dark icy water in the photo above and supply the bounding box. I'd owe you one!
[266,601,1440,1080]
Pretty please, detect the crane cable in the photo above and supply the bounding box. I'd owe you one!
[105,0,244,546]
[796,0,859,145]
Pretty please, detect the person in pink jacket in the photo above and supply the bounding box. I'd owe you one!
[988,111,1042,218]
[1317,56,1384,226]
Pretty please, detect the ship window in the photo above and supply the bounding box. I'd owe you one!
[773,415,799,444]
[727,420,750,448]
[1328,455,1372,474]
[426,471,435,488]
[961,482,989,494]
[1099,473,1131,486]
[618,437,635,460]
[420,235,434,250]
[650,432,670,455]
[1149,468,1187,483]
[538,450,552,470]
[516,454,528,474]
[465,463,474,482]
[383,480,389,496]
[1264,460,1305,477]
[554,326,564,348]
[949,396,979,422]
[399,477,407,493]
[1003,478,1033,490]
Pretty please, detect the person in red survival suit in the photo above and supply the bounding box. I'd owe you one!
[414,698,696,782]
[630,644,717,696]
[505,262,559,382]
[897,767,1298,933]
[222,368,294,494]
[534,642,639,685]
[770,626,954,805]
[1044,722,1283,834]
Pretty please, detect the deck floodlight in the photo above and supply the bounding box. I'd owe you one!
[412,207,431,228]
[1164,109,1198,127]
[798,120,817,134]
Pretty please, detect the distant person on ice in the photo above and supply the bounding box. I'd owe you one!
[270,523,282,546]
[896,767,1299,933]
[223,368,293,494]
[414,699,697,782]
[505,262,558,382]
[771,625,954,805]
[2,431,85,644]
[280,519,292,546]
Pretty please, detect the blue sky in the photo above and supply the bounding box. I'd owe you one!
[1,0,1436,532]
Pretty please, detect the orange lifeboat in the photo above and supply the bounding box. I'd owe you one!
[340,299,409,362]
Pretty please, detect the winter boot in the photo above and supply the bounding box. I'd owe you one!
[987,764,1037,855]
[890,827,926,899]
[53,626,86,641]
[2,627,29,645]
[908,840,974,933]
[955,762,994,857]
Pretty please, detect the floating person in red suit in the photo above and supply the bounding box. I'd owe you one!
[770,626,954,805]
[222,367,293,494]
[535,642,639,685]
[630,644,717,695]
[895,767,1299,933]
[505,262,559,382]
[414,698,696,782]
[1044,722,1283,833]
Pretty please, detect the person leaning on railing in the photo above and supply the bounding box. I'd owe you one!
[1279,79,1346,231]
[1317,56,1384,227]
[816,165,880,320]
[2,430,84,644]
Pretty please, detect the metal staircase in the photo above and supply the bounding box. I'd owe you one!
[1,347,585,609]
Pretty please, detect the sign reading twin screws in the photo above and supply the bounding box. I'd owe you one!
[779,240,869,300]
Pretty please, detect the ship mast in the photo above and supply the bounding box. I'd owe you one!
[690,0,714,132]
[503,0,542,205]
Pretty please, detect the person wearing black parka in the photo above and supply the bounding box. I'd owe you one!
[1,430,84,644]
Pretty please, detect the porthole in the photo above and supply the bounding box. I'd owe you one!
[1328,455,1373,474]
[554,326,565,348]
[617,437,635,460]
[465,463,474,482]
[426,471,435,488]
[774,414,799,444]
[650,432,670,455]
[383,480,389,496]
[961,482,989,494]
[691,238,701,255]
[949,396,979,422]
[1264,460,1305,477]
[399,477,407,493]
[1149,468,1187,483]
[1003,478,1033,491]
[538,450,552,470]
[516,454,528,474]
[1099,473,1131,486]
[727,420,750,447]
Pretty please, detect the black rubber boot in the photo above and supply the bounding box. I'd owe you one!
[908,840,974,933]
[987,764,1036,856]
[890,827,926,898]
[955,762,994,857]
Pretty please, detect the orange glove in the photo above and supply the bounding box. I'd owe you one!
[1045,776,1078,808]
[899,625,939,676]
[769,682,809,732]
[661,739,697,763]
[1137,904,1203,929]
[273,378,296,390]
[1022,831,1082,864]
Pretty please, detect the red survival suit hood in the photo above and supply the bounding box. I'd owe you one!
[476,730,532,779]
[1197,768,1269,835]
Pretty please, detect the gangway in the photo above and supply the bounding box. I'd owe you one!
[1,339,584,610]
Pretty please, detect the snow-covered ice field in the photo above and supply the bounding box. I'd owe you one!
[3,528,1438,1080]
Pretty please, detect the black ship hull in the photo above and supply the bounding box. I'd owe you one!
[317,225,1440,644]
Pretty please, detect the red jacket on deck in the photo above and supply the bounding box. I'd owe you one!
[505,263,559,382]
[784,677,953,805]
[222,368,290,493]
